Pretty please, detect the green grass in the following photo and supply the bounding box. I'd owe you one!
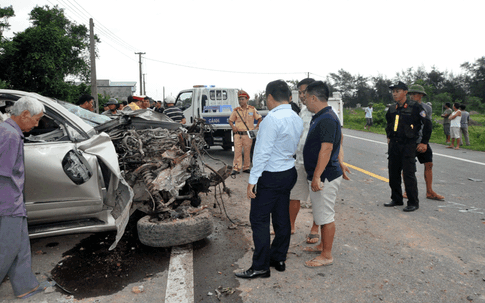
[343,109,485,152]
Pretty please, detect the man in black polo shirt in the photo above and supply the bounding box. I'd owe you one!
[302,81,343,268]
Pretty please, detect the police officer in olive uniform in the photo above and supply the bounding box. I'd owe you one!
[384,81,432,212]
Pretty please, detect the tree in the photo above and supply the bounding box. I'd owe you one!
[253,91,266,110]
[461,57,485,104]
[329,69,372,107]
[285,79,298,90]
[0,6,14,38]
[0,5,99,102]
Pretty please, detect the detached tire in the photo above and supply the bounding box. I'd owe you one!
[137,209,213,247]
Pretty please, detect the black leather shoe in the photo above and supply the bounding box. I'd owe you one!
[403,205,419,212]
[235,268,270,279]
[384,200,404,207]
[243,169,251,173]
[270,260,285,272]
[231,170,240,176]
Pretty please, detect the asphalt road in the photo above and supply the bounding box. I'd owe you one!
[1,130,485,302]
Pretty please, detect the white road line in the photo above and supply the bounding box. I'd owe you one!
[344,134,485,167]
[165,244,194,303]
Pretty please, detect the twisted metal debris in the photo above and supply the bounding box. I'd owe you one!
[107,120,231,220]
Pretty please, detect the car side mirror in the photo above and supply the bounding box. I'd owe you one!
[62,150,93,185]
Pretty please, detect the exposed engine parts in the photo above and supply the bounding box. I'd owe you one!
[107,121,231,220]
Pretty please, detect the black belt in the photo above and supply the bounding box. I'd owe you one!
[235,131,247,135]
[390,138,415,143]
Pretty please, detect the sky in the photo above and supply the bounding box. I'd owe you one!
[3,0,485,101]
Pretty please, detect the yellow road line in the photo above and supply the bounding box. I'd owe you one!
[344,162,389,183]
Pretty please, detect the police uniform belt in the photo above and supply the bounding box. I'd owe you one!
[235,131,248,135]
[390,137,415,143]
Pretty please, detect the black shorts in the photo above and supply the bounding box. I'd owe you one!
[416,144,433,164]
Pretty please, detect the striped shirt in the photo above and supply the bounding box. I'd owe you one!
[164,106,185,122]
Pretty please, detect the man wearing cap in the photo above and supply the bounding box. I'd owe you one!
[102,98,120,116]
[164,96,186,124]
[228,90,262,175]
[384,81,432,212]
[126,95,142,111]
[405,84,444,201]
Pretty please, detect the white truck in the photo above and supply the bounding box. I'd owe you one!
[173,86,343,150]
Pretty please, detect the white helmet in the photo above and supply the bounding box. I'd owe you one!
[165,95,175,104]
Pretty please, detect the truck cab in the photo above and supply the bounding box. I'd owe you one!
[175,86,242,150]
[174,86,343,150]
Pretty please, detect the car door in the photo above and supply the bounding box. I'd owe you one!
[24,109,105,225]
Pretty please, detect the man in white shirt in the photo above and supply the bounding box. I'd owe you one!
[235,80,303,279]
[364,103,373,130]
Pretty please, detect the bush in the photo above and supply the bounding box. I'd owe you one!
[372,103,387,127]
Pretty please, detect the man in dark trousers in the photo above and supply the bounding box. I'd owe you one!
[235,80,303,279]
[384,81,432,212]
[405,84,444,201]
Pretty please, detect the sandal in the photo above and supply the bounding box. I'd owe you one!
[302,246,322,253]
[304,258,333,268]
[426,193,445,201]
[18,280,55,299]
[306,233,319,244]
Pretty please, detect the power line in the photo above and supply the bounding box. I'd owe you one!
[66,0,139,52]
[309,72,328,79]
[144,57,304,75]
[49,0,139,54]
[44,1,318,78]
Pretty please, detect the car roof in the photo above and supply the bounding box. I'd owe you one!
[0,89,96,137]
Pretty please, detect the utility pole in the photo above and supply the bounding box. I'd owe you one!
[89,18,98,113]
[307,72,310,78]
[143,73,146,95]
[135,52,146,95]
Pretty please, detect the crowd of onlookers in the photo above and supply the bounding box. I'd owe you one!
[74,94,185,124]
[362,100,472,148]
[441,102,470,149]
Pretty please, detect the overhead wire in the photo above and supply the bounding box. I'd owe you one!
[68,0,139,52]
[144,57,304,75]
[45,0,324,77]
[68,0,137,53]
[49,0,140,56]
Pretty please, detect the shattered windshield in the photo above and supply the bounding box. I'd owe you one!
[59,101,112,127]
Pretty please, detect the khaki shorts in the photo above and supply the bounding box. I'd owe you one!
[450,127,461,139]
[290,164,310,201]
[309,176,343,226]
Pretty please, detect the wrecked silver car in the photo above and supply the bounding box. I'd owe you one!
[0,90,230,249]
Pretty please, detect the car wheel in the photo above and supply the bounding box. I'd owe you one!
[137,209,213,247]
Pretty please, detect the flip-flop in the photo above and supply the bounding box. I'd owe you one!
[19,280,55,299]
[306,233,319,244]
[302,246,322,253]
[426,195,445,201]
[304,258,333,268]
